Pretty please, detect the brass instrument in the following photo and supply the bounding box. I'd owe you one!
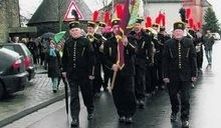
[86,33,107,42]
[86,33,97,42]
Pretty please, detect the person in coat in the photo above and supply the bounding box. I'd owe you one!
[103,18,137,124]
[86,21,104,96]
[46,40,61,93]
[61,21,95,128]
[162,21,197,128]
[202,29,215,66]
[127,18,154,109]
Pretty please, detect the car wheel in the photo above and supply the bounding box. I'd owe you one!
[0,82,4,99]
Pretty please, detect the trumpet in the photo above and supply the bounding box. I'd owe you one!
[86,33,98,42]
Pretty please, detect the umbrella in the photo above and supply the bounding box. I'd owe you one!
[53,31,66,44]
[62,76,69,117]
[41,32,55,39]
[61,76,70,123]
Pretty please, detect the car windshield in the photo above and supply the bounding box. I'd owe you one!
[21,44,32,56]
[3,45,15,51]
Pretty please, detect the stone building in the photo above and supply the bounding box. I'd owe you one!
[27,0,92,36]
[143,0,211,31]
[0,0,36,44]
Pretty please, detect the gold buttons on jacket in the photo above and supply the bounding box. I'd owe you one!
[73,41,77,68]
[178,42,182,69]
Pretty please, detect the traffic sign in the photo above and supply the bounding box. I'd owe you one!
[64,0,84,21]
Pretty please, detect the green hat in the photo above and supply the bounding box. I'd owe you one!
[111,18,121,26]
[160,26,166,32]
[98,22,106,27]
[87,21,96,28]
[135,18,144,24]
[173,21,185,30]
[69,21,80,29]
[152,23,160,29]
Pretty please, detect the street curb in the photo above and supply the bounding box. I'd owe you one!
[0,93,65,127]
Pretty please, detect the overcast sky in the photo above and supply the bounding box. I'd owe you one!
[207,0,221,21]
[19,0,221,22]
[18,0,106,19]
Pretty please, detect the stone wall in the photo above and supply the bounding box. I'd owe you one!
[0,0,20,44]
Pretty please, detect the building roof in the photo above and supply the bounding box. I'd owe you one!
[145,0,211,7]
[27,0,92,25]
[144,0,182,3]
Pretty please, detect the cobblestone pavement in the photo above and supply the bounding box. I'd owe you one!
[0,66,65,127]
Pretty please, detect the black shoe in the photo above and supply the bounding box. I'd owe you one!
[145,93,152,97]
[125,117,133,124]
[170,113,177,122]
[160,85,166,90]
[103,87,108,92]
[71,119,79,127]
[87,113,94,120]
[139,100,145,109]
[182,120,190,128]
[94,92,101,98]
[119,116,126,123]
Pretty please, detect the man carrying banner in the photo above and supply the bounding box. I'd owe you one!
[103,18,137,124]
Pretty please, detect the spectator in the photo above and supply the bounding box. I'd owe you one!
[202,29,215,66]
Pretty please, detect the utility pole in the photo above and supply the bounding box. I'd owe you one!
[58,0,63,32]
[112,0,114,16]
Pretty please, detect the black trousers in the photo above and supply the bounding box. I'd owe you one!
[135,66,146,101]
[67,75,94,121]
[145,65,157,93]
[112,73,136,117]
[93,63,103,94]
[103,66,113,89]
[155,54,164,88]
[197,50,203,69]
[167,81,191,121]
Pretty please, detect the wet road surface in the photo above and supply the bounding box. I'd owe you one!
[4,41,221,128]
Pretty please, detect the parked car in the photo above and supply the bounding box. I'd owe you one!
[0,47,28,99]
[2,43,35,80]
[211,33,221,40]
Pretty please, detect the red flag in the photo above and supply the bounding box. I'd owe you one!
[121,0,130,30]
[115,4,124,20]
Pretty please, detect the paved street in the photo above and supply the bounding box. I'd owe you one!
[2,41,221,128]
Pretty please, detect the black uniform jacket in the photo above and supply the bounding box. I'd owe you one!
[91,33,103,63]
[62,36,95,78]
[103,36,136,76]
[162,37,197,82]
[128,30,153,69]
